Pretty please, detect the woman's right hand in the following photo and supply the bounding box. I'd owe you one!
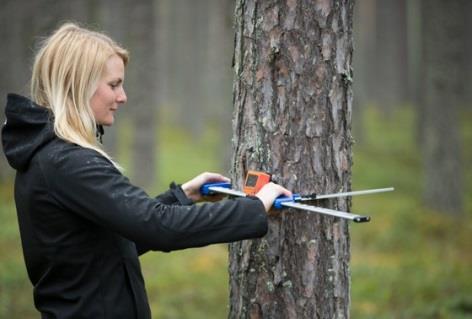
[255,182,292,212]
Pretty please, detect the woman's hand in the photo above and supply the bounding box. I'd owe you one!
[255,182,292,212]
[181,172,230,202]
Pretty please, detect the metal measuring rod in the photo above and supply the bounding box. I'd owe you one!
[200,171,394,223]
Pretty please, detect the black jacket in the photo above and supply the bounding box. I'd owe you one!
[1,94,268,319]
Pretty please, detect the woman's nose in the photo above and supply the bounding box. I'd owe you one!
[117,88,127,104]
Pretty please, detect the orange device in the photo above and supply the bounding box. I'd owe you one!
[243,171,271,195]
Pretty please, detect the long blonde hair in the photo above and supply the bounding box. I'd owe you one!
[31,22,129,167]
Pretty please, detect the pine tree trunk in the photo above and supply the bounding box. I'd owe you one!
[420,0,464,215]
[229,1,354,318]
[374,0,408,112]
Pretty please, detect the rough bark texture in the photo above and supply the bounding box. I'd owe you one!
[229,1,354,318]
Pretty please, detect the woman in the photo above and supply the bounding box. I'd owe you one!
[1,23,290,319]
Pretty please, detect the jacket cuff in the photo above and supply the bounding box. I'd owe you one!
[169,182,194,206]
[155,189,178,205]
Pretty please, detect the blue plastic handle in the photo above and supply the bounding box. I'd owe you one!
[200,182,232,195]
[273,194,301,209]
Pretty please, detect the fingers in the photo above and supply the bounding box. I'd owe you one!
[267,182,292,198]
[255,182,292,212]
[182,172,231,202]
[274,183,292,197]
[199,172,230,184]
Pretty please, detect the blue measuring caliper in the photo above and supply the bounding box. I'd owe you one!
[200,171,394,223]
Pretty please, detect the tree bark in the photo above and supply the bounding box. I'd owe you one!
[229,1,354,318]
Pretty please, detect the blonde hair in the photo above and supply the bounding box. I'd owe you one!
[31,22,129,168]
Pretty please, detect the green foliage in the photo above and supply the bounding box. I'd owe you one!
[0,106,470,318]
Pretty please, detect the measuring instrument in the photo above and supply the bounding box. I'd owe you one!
[200,171,394,223]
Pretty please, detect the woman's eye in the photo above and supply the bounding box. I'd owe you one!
[109,80,123,90]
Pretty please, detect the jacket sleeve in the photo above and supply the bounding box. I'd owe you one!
[42,147,268,252]
[138,183,193,254]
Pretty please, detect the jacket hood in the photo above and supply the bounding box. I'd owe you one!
[1,94,56,171]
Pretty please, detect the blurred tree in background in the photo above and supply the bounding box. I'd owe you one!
[0,0,470,318]
[419,0,466,215]
[353,0,470,215]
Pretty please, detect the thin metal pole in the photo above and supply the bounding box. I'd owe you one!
[312,187,395,200]
[281,202,370,223]
[207,186,247,197]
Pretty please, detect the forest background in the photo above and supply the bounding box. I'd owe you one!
[0,0,470,318]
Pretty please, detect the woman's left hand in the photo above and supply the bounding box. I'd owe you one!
[181,172,230,202]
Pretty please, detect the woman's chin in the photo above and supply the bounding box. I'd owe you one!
[99,118,114,126]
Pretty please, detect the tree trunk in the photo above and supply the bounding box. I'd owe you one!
[0,0,23,183]
[420,0,465,215]
[97,0,130,159]
[463,0,472,109]
[374,0,408,113]
[229,1,354,318]
[406,0,422,108]
[206,0,234,172]
[122,0,158,189]
[352,0,376,144]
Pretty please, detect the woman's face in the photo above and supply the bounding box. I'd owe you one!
[90,55,127,126]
